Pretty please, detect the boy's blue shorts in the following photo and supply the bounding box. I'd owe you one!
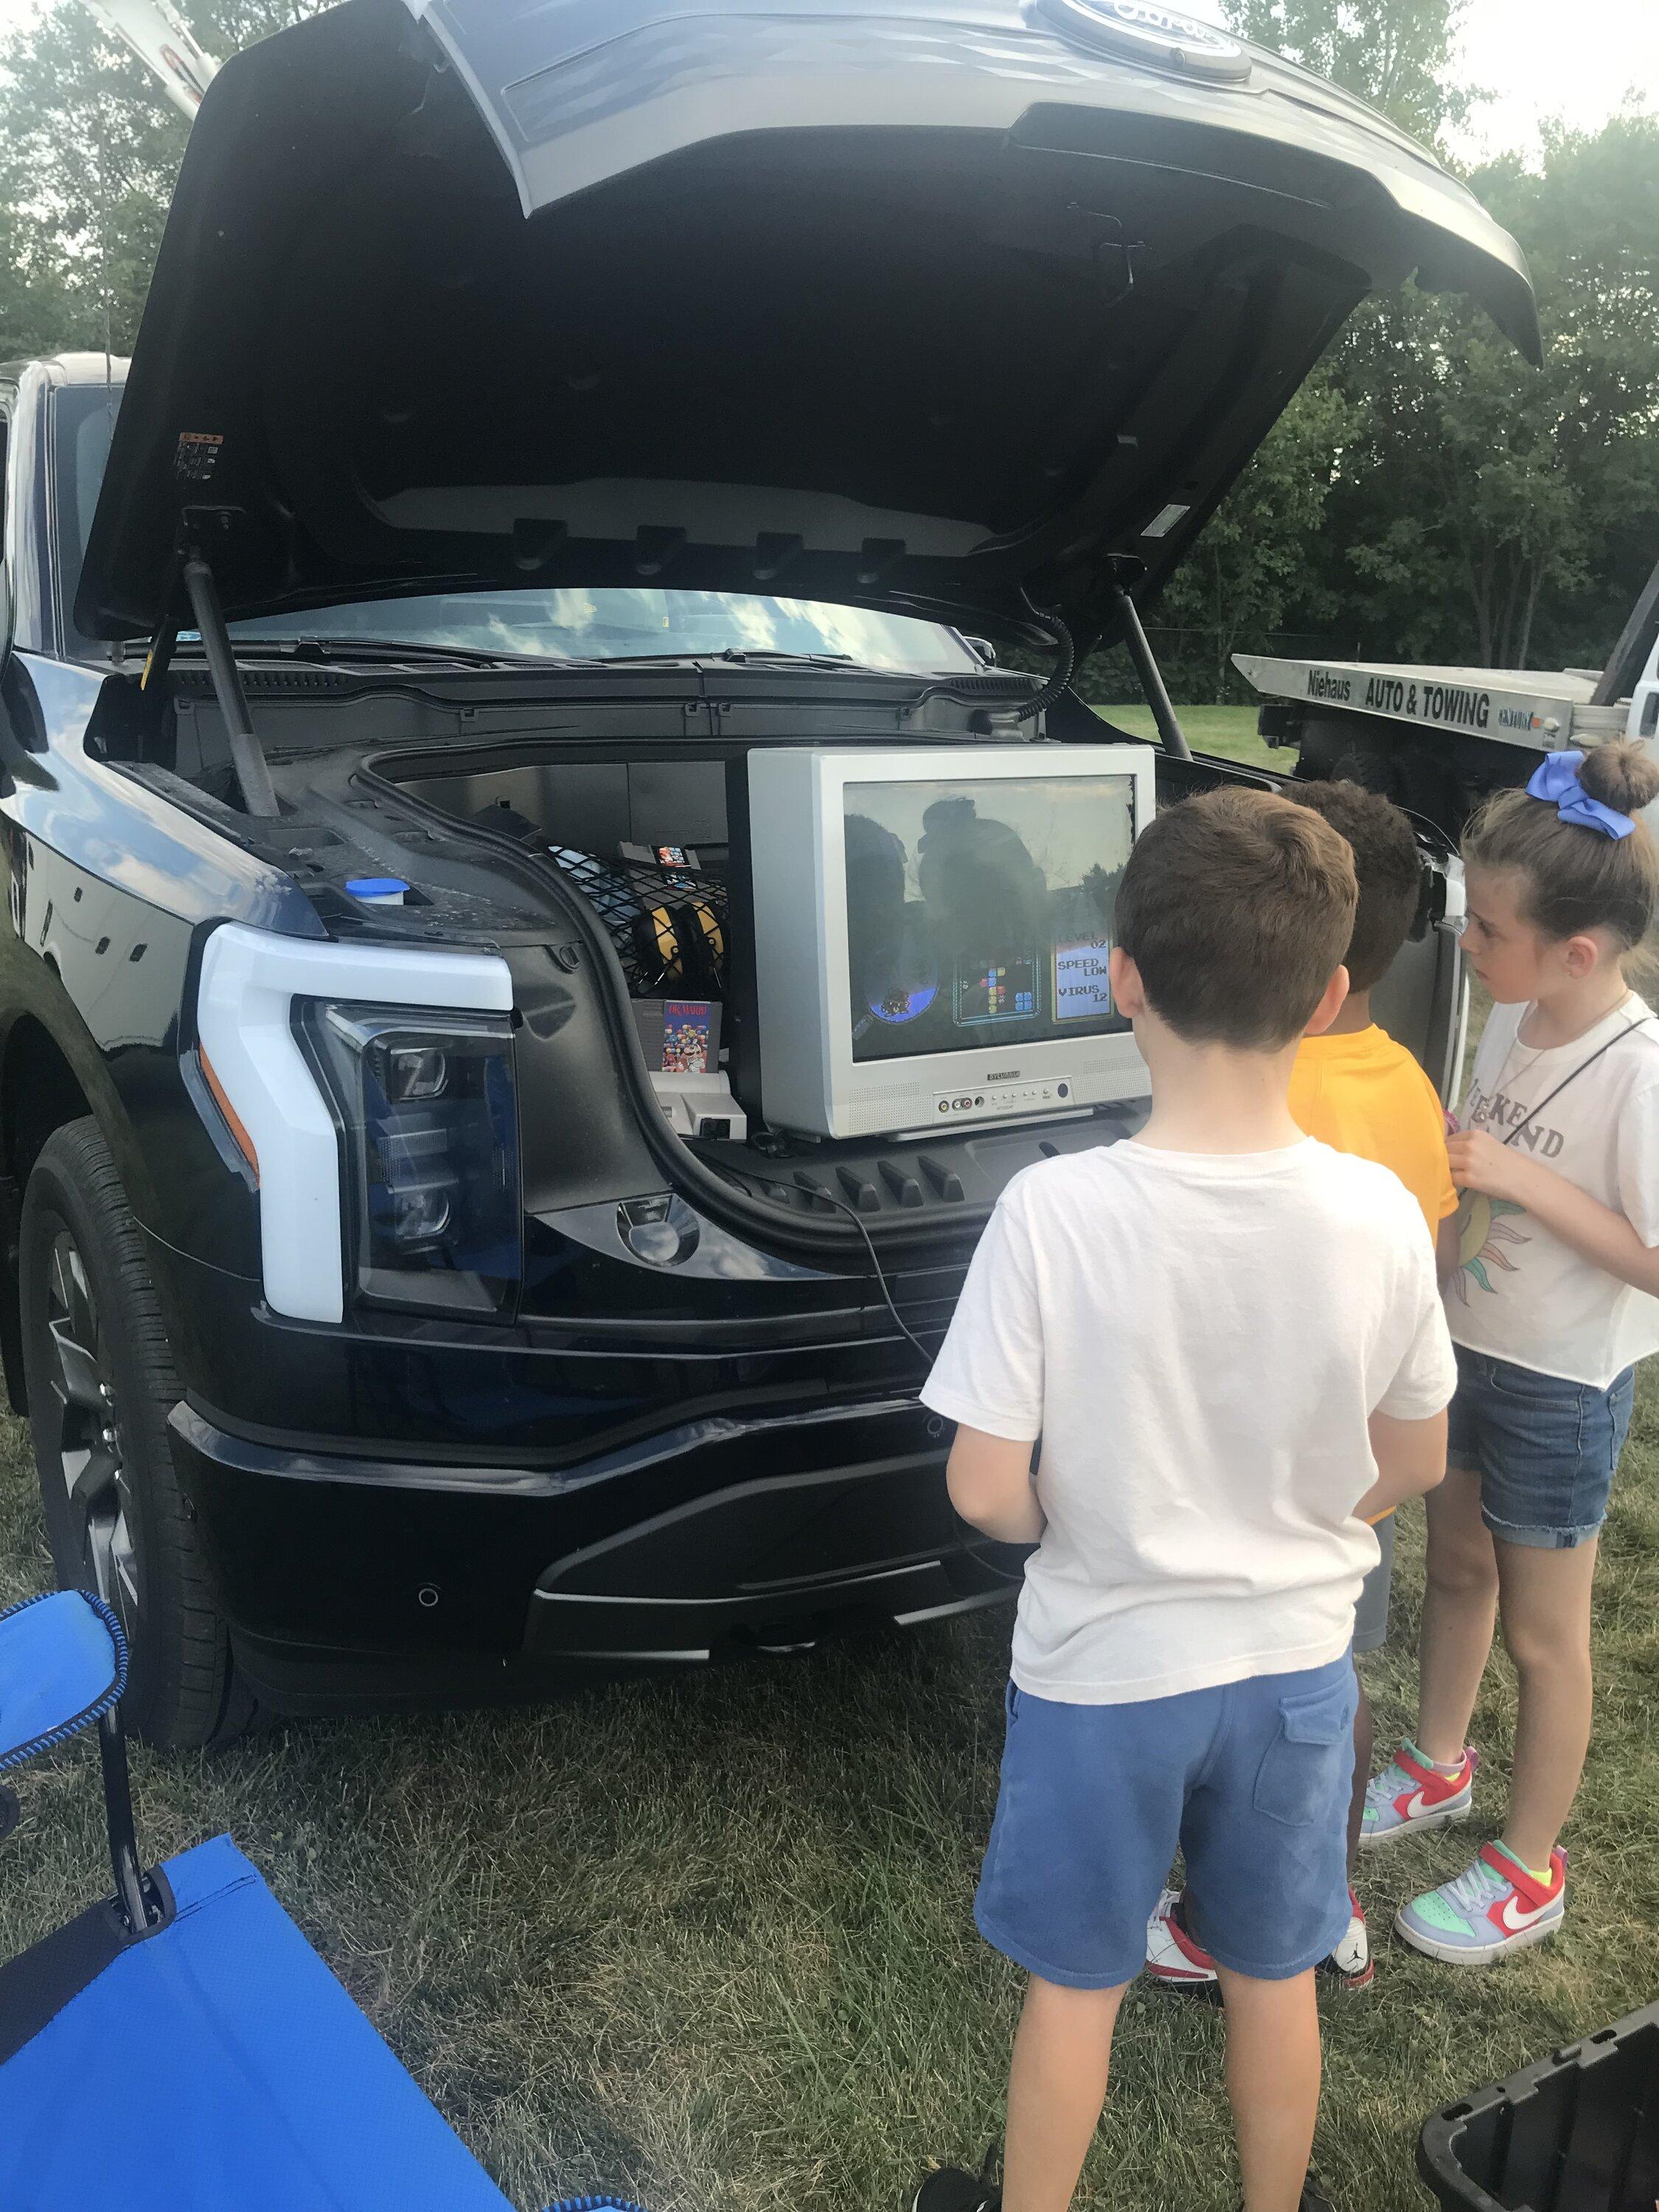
[975,1654,1357,1989]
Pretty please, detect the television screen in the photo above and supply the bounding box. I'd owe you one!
[842,776,1136,1064]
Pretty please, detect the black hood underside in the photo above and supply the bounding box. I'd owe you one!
[77,0,1539,648]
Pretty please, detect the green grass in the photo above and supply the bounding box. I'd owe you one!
[1099,703,1279,772]
[5,1373,1657,2212]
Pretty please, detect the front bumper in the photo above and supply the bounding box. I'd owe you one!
[169,1396,1017,1714]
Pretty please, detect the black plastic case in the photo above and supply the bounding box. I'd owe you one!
[1418,1999,1659,2210]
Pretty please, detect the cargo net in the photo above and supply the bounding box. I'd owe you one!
[547,846,728,998]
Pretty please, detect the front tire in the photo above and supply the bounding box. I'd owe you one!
[19,1117,245,1747]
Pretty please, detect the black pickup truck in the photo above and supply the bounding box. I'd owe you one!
[0,0,1534,1745]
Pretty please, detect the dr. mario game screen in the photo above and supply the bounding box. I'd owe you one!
[842,776,1137,1064]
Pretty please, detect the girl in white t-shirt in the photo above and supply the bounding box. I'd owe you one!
[1362,739,1659,1963]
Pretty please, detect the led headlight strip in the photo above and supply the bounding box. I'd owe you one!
[195,923,514,1325]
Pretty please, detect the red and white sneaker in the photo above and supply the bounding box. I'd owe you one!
[1360,1742,1478,1848]
[1144,1886,1218,1992]
[1318,1889,1374,1991]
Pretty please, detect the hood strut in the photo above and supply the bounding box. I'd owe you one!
[179,552,281,817]
[1112,582,1192,762]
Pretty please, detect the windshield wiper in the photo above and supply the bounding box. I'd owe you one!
[167,633,573,672]
[713,648,856,665]
[594,648,859,668]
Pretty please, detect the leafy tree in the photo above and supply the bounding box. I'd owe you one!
[1303,114,1659,675]
[1147,0,1659,695]
[0,0,313,359]
[1088,0,1498,700]
[1227,0,1479,147]
[1109,377,1357,702]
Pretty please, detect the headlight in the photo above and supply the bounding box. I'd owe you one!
[298,1002,521,1316]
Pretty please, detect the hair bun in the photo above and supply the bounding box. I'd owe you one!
[1578,740,1659,817]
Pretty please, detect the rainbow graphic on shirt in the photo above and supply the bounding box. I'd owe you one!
[1450,1191,1530,1303]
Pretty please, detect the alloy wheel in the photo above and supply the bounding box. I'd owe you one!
[43,1228,139,1638]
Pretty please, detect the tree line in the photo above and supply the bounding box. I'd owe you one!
[2,0,1655,700]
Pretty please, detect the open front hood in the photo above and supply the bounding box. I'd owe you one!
[78,0,1540,645]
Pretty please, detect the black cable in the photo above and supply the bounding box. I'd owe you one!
[1012,599,1077,724]
[900,597,1075,729]
[807,1180,1032,1586]
[810,1180,940,1369]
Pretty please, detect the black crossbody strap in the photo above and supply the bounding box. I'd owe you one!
[1498,1015,1653,1150]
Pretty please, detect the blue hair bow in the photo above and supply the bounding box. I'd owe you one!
[1526,750,1634,840]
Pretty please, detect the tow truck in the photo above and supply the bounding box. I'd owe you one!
[1237,557,1659,833]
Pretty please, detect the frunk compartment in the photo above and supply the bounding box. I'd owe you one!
[393,742,748,1133]
[1419,2002,1659,2211]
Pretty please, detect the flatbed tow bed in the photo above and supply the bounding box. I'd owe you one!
[1236,654,1633,751]
[1234,561,1659,835]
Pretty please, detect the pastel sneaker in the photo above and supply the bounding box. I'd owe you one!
[1394,1843,1567,1965]
[1145,1885,1219,1993]
[1360,1742,1478,1848]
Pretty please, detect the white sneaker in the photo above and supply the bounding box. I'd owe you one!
[1144,1885,1219,1991]
[1318,1888,1374,1990]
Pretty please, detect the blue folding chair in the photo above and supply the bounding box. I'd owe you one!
[0,1590,644,2212]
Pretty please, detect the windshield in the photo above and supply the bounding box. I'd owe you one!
[53,383,125,653]
[55,384,979,675]
[229,588,978,671]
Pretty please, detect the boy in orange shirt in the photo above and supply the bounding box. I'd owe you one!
[1147,779,1458,1993]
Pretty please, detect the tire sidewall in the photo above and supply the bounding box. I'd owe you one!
[18,1121,216,1741]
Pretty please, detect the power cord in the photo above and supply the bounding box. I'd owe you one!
[807,1180,1032,1587]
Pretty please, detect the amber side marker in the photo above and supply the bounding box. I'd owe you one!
[198,1047,260,1183]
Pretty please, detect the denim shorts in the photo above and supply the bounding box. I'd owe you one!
[1447,1346,1637,1549]
[974,1655,1357,1989]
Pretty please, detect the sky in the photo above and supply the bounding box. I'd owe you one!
[0,0,1653,155]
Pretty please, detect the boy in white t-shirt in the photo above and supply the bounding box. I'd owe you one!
[912,789,1455,2212]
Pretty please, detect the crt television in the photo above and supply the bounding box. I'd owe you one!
[748,745,1156,1140]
